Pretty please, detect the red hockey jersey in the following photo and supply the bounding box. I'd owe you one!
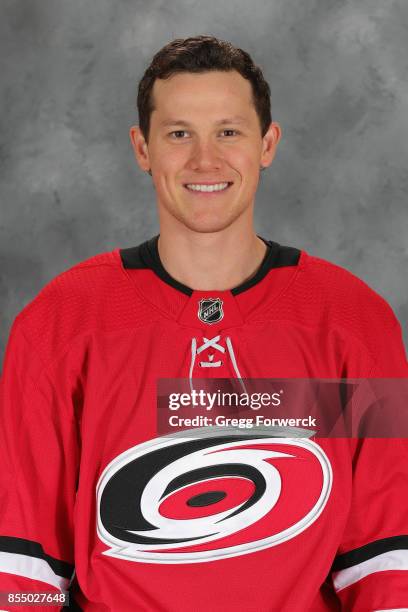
[1,235,408,611]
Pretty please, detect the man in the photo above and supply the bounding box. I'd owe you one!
[1,35,408,611]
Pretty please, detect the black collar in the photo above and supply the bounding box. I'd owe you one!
[120,234,300,296]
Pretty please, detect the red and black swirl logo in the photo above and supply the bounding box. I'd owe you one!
[96,432,332,564]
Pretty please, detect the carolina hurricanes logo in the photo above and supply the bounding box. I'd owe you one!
[198,298,224,324]
[96,431,332,564]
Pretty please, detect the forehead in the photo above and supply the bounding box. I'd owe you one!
[150,70,255,121]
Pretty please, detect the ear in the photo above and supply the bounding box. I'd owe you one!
[129,125,150,173]
[260,122,282,169]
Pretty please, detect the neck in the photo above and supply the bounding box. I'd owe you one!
[157,225,268,292]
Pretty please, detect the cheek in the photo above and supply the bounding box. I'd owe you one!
[159,154,188,181]
[153,161,182,188]
[226,148,259,173]
[149,140,186,172]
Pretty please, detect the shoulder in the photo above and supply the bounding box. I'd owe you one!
[293,249,400,341]
[301,250,397,317]
[17,249,120,321]
[11,249,146,368]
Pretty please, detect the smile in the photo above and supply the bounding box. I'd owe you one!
[184,182,233,193]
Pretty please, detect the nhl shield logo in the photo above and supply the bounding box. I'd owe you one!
[198,298,224,324]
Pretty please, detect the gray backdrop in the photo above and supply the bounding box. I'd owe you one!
[1,0,407,367]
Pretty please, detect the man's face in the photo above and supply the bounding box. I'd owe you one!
[130,70,280,233]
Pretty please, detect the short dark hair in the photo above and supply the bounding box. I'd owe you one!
[136,35,272,143]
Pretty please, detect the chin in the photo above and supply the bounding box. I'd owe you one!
[160,196,248,233]
[184,224,230,234]
[177,213,242,234]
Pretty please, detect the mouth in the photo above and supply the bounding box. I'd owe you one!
[183,181,233,195]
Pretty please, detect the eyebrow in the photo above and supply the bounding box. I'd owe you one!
[160,116,248,127]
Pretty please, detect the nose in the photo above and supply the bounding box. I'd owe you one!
[188,138,222,171]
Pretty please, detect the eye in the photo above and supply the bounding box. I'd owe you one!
[168,129,240,139]
[169,130,189,139]
[221,129,240,137]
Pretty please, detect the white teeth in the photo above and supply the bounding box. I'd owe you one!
[185,182,229,192]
